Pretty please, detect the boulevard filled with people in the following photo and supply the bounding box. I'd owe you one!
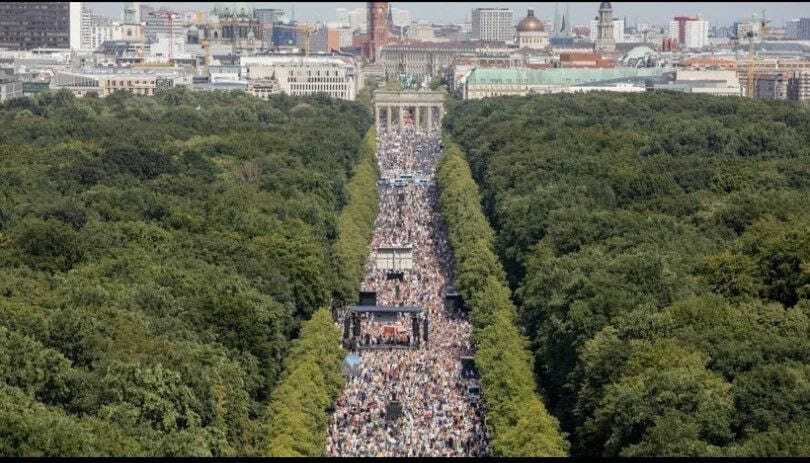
[327,126,489,457]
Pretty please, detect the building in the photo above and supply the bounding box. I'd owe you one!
[734,58,810,97]
[144,7,183,44]
[254,8,286,26]
[735,20,762,43]
[69,2,95,51]
[683,19,709,49]
[50,69,179,97]
[272,23,298,47]
[516,10,548,50]
[595,2,615,53]
[337,26,354,49]
[669,16,709,49]
[680,56,737,70]
[0,2,71,50]
[407,24,436,42]
[23,80,50,97]
[657,69,742,96]
[551,2,573,44]
[311,25,340,53]
[756,72,789,100]
[559,51,615,68]
[788,71,810,103]
[381,41,509,81]
[785,19,799,40]
[669,16,695,45]
[471,8,513,43]
[201,10,264,55]
[241,54,358,100]
[253,9,284,48]
[366,2,391,63]
[0,75,23,102]
[247,76,281,99]
[590,18,624,45]
[799,18,810,40]
[619,45,660,68]
[434,24,465,42]
[463,67,665,99]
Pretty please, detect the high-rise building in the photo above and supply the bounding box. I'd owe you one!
[799,18,810,40]
[683,19,709,49]
[785,19,800,39]
[0,2,71,50]
[595,2,615,53]
[471,8,513,42]
[70,2,82,50]
[254,9,284,50]
[72,3,97,51]
[366,2,390,62]
[669,16,708,49]
[144,7,182,44]
[670,16,694,44]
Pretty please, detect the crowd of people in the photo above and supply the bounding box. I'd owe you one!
[327,126,489,457]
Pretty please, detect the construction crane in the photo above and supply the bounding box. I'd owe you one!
[201,38,210,77]
[299,23,315,56]
[148,10,178,63]
[745,10,769,98]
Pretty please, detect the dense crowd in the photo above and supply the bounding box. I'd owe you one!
[327,126,489,457]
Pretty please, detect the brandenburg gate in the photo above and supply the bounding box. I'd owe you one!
[373,90,446,132]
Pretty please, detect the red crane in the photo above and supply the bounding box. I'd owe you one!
[149,10,178,62]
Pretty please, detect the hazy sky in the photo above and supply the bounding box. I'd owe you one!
[88,2,810,27]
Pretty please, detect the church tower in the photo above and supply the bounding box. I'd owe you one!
[595,1,615,53]
[366,2,390,63]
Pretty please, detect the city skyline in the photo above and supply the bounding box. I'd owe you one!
[86,2,810,27]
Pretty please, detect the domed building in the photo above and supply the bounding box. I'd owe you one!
[516,9,548,50]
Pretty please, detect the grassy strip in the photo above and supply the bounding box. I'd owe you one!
[265,127,379,456]
[437,138,569,457]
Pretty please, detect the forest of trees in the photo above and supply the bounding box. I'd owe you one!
[0,88,370,455]
[445,92,810,456]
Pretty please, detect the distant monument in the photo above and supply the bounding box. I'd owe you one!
[595,2,616,53]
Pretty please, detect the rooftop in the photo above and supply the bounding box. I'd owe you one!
[467,67,667,86]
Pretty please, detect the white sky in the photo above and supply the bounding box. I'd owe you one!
[88,2,810,27]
